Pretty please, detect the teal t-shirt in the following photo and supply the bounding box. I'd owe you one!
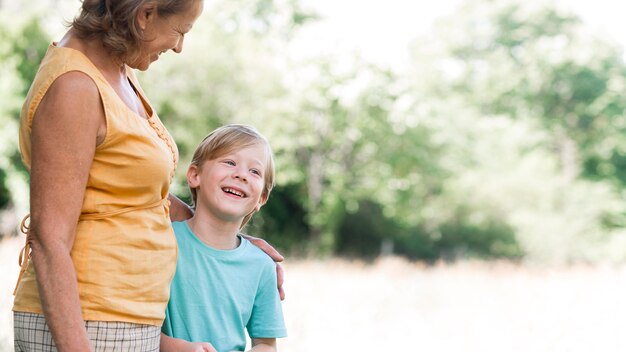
[162,221,287,352]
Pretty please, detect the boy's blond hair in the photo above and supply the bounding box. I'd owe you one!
[189,124,275,228]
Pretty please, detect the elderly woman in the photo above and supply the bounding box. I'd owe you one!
[13,1,283,351]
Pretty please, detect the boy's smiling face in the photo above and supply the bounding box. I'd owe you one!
[188,143,268,224]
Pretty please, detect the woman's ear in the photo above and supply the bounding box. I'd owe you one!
[136,2,157,31]
[187,165,201,188]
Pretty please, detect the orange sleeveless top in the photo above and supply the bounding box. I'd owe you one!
[13,44,178,326]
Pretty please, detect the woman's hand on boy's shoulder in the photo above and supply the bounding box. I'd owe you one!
[242,234,284,262]
[276,263,285,301]
[242,234,286,301]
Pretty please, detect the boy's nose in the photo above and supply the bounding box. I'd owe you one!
[233,171,247,182]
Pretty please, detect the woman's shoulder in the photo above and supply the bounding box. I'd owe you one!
[29,44,104,101]
[42,44,98,73]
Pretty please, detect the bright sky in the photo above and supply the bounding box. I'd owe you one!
[30,0,626,69]
[293,0,462,67]
[293,0,626,68]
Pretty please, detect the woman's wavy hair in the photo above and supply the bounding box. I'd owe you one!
[71,0,197,63]
[189,124,276,229]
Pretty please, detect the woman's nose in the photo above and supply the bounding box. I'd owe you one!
[173,36,184,53]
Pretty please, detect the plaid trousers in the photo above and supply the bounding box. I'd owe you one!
[13,311,160,351]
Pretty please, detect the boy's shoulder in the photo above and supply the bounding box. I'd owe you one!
[171,221,188,236]
[172,220,186,228]
[240,235,278,267]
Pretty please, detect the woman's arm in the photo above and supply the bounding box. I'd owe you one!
[27,72,106,351]
[168,193,194,222]
[250,338,277,352]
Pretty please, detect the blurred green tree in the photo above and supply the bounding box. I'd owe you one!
[404,0,626,263]
[0,15,49,215]
[6,0,626,263]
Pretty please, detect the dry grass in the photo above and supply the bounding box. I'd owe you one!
[1,236,626,351]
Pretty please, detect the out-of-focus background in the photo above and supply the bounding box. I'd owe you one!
[3,0,626,350]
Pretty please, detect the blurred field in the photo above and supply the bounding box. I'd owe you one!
[2,236,626,351]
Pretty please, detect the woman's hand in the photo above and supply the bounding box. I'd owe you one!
[160,334,217,352]
[241,234,285,300]
[179,342,216,352]
[276,262,285,301]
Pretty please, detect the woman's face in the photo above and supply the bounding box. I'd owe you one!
[132,0,204,70]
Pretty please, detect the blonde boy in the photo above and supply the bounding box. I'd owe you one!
[161,125,286,352]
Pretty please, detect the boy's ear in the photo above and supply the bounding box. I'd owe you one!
[187,165,200,188]
[254,194,268,212]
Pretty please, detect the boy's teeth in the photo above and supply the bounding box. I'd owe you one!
[224,187,244,197]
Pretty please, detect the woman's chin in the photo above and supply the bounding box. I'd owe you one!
[127,57,157,71]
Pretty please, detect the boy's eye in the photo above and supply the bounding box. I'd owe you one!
[223,160,236,166]
[250,169,261,176]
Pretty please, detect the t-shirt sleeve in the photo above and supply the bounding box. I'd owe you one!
[246,260,287,338]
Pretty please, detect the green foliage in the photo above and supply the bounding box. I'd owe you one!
[404,0,626,263]
[246,184,310,254]
[432,206,522,261]
[0,14,49,214]
[5,0,626,264]
[12,18,50,96]
[337,200,522,262]
[421,0,626,186]
[0,168,10,209]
